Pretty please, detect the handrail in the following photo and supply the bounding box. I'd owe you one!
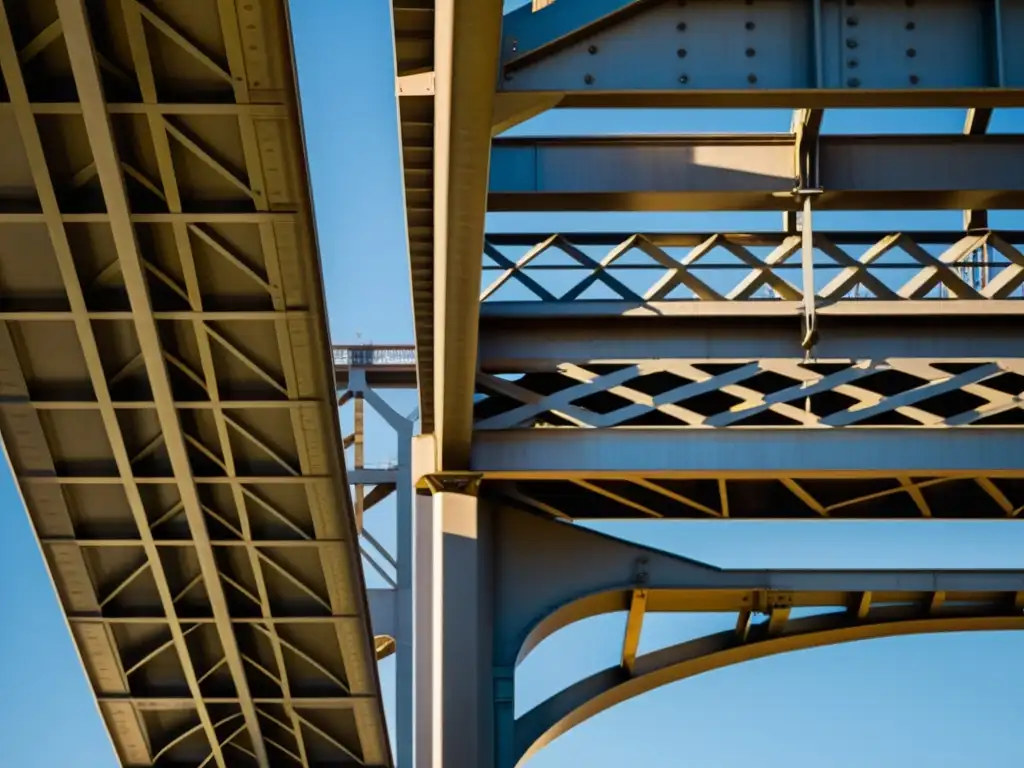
[333,345,416,367]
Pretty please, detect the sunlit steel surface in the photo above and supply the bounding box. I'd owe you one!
[391,1,1024,766]
[0,1,389,766]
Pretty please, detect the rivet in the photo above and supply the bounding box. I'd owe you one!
[677,21,687,31]
[584,74,594,85]
[847,77,860,87]
[746,47,756,57]
[588,45,598,54]
[909,74,919,84]
[847,58,858,68]
[252,80,260,87]
[906,48,916,58]
[679,74,689,84]
[747,73,758,84]
[746,21,755,30]
[677,48,687,58]
[846,16,858,26]
[846,38,858,49]
[504,72,513,81]
[906,21,915,30]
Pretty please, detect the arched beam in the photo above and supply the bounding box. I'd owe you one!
[490,503,1024,670]
[515,607,1024,765]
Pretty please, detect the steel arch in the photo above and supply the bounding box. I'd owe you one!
[514,608,1024,765]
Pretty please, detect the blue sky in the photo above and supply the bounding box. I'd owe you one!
[2,1,1024,766]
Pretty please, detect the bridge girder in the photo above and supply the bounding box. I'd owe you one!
[0,1,389,765]
[489,133,1024,212]
[392,2,1024,768]
[500,0,1024,106]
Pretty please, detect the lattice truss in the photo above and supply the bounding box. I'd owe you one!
[480,231,1024,303]
[476,358,1024,429]
[338,387,400,593]
[0,2,387,767]
[336,377,406,652]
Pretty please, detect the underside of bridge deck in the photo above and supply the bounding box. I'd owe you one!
[0,1,389,766]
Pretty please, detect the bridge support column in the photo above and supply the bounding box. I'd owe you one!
[424,474,495,768]
[343,368,417,766]
[413,492,435,768]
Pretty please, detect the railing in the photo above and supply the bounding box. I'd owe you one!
[333,345,417,367]
[480,231,1024,304]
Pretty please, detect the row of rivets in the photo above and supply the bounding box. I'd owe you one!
[672,3,760,87]
[573,0,925,89]
[847,1,920,87]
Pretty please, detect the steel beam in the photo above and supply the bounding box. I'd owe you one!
[479,229,1024,313]
[432,0,504,470]
[56,3,271,763]
[499,0,1024,107]
[479,503,1024,763]
[488,134,1024,212]
[480,301,1024,320]
[471,428,1024,478]
[478,316,1024,370]
[368,588,398,638]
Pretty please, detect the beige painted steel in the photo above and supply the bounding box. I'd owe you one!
[0,1,389,765]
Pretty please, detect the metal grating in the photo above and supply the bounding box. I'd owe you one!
[0,0,389,766]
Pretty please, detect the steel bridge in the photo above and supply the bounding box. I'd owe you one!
[0,2,389,767]
[394,1,1024,768]
[3,2,1024,768]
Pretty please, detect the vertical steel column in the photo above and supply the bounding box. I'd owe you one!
[800,192,818,351]
[792,109,823,352]
[394,427,414,768]
[355,393,366,531]
[423,474,491,768]
[347,369,416,766]
[413,492,435,768]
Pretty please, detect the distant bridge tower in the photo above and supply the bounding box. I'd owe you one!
[335,344,419,767]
